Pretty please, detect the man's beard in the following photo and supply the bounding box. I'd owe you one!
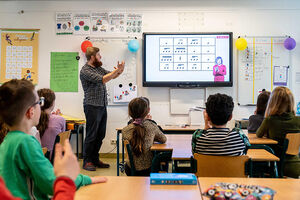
[93,59,103,68]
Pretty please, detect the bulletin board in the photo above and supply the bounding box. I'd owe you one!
[92,39,137,105]
[0,29,39,84]
[237,36,291,105]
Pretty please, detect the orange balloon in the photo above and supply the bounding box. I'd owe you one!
[81,40,93,53]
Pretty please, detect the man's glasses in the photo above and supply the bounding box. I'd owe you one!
[32,97,45,107]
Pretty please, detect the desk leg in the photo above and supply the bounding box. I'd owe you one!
[122,138,124,166]
[117,130,120,176]
[82,124,85,159]
[76,125,79,158]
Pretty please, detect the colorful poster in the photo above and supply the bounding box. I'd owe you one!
[0,30,39,84]
[108,13,126,33]
[273,66,288,86]
[50,52,78,92]
[126,13,142,34]
[73,12,91,35]
[90,12,109,34]
[56,12,73,35]
[113,84,137,103]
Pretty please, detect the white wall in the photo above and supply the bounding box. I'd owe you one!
[1,0,300,153]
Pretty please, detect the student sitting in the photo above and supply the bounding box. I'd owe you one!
[192,93,248,156]
[256,86,300,178]
[1,139,78,200]
[0,79,106,200]
[247,91,270,133]
[122,97,167,176]
[127,97,163,132]
[37,88,66,157]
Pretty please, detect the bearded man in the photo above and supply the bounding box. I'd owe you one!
[80,47,125,171]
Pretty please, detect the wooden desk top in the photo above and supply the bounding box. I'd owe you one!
[61,114,86,123]
[198,177,300,200]
[247,149,280,161]
[246,132,278,145]
[75,176,201,200]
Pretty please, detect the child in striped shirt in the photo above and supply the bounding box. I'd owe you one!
[192,93,248,156]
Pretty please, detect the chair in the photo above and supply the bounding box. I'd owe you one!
[193,153,250,177]
[51,130,71,163]
[248,144,278,178]
[42,147,48,155]
[151,151,172,173]
[123,140,137,176]
[278,133,300,177]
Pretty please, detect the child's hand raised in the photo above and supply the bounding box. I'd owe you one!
[53,139,79,181]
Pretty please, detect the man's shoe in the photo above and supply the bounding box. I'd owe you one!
[94,160,110,168]
[83,162,96,171]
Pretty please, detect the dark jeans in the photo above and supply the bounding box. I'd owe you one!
[125,164,151,176]
[83,105,107,165]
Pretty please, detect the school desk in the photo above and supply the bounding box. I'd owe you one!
[198,177,300,200]
[116,126,202,176]
[116,127,278,175]
[151,135,279,160]
[150,135,279,177]
[74,176,201,200]
[62,114,86,158]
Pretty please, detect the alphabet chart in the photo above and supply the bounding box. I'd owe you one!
[0,29,39,84]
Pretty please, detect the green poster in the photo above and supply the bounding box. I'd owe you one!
[50,52,78,92]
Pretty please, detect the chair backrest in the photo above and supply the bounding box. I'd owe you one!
[51,130,71,163]
[286,133,300,155]
[42,147,48,155]
[193,153,249,177]
[58,130,71,147]
[151,151,172,173]
[123,140,136,175]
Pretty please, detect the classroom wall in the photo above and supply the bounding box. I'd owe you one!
[1,0,300,153]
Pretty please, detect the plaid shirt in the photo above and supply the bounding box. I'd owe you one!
[80,63,111,106]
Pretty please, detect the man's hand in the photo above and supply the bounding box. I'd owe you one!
[53,139,80,181]
[117,61,125,73]
[112,61,125,79]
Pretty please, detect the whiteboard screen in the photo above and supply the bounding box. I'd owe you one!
[143,32,233,87]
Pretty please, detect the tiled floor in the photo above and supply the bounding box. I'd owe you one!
[79,158,126,177]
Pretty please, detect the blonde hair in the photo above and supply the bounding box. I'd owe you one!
[85,47,99,61]
[265,87,295,117]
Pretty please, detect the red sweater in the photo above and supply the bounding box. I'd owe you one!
[0,176,76,200]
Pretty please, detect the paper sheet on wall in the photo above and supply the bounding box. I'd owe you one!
[126,13,143,34]
[113,84,137,103]
[273,66,288,86]
[90,12,109,34]
[108,13,126,33]
[73,12,91,35]
[0,30,39,84]
[56,12,73,35]
[50,52,78,92]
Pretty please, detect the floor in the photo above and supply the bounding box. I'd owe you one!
[79,158,126,177]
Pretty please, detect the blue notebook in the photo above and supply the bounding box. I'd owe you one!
[150,173,197,185]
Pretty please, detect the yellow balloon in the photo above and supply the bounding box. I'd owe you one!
[236,38,247,50]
